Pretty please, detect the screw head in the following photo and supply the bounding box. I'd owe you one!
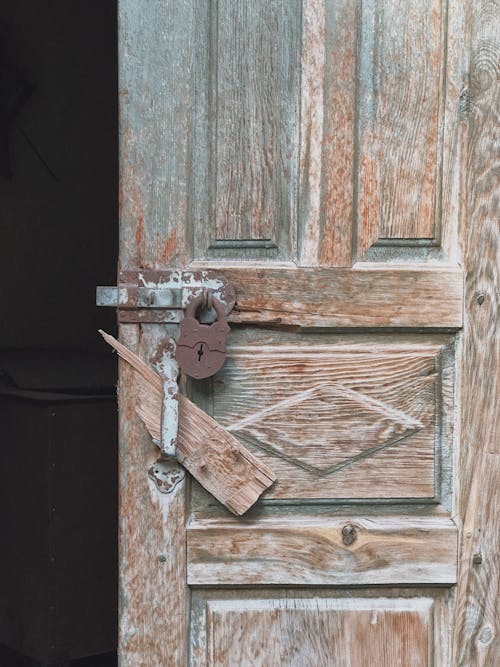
[342,524,358,546]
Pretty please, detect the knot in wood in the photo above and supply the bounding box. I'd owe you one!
[342,524,358,546]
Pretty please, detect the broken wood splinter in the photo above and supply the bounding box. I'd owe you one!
[99,330,276,515]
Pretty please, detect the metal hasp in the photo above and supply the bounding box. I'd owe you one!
[97,270,235,459]
[96,269,236,323]
[175,293,230,379]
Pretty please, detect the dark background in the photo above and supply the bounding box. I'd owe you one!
[0,2,118,665]
[0,0,118,349]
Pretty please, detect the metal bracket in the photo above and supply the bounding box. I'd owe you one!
[96,269,235,323]
[151,339,179,458]
[97,270,235,466]
[148,458,185,494]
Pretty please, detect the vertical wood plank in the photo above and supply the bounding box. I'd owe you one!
[119,0,197,268]
[453,0,500,664]
[117,325,187,667]
[118,3,192,662]
[319,0,358,267]
[357,0,444,253]
[439,0,467,263]
[298,0,326,266]
[214,0,300,246]
[299,0,358,267]
[194,0,301,261]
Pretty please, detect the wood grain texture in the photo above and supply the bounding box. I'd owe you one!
[119,0,466,271]
[177,397,276,515]
[100,331,276,515]
[223,266,463,328]
[228,381,424,473]
[119,0,196,269]
[213,0,299,249]
[299,0,357,267]
[193,0,301,262]
[191,589,451,667]
[319,0,358,266]
[298,0,326,267]
[204,598,433,667]
[211,336,446,499]
[116,1,471,663]
[453,0,500,663]
[439,0,467,264]
[357,0,443,253]
[118,3,194,662]
[187,513,458,586]
[117,324,187,667]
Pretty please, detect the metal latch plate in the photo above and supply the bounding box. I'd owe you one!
[96,269,235,323]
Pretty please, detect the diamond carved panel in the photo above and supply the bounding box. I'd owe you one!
[208,337,450,500]
[228,382,423,474]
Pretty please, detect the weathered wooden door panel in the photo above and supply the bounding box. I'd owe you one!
[117,0,498,664]
[190,592,446,667]
[197,332,455,500]
[185,0,461,266]
[119,0,463,269]
[187,513,457,586]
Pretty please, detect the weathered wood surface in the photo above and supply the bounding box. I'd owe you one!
[357,0,443,250]
[117,325,188,667]
[118,0,196,661]
[188,513,457,586]
[211,335,450,500]
[439,0,467,265]
[177,398,276,515]
[190,0,301,263]
[223,267,463,328]
[100,331,276,515]
[120,0,464,270]
[452,0,500,664]
[299,0,357,267]
[119,0,197,270]
[204,598,433,667]
[208,0,299,255]
[228,382,424,473]
[191,589,451,667]
[117,0,473,664]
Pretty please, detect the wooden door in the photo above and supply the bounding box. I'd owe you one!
[116,1,499,665]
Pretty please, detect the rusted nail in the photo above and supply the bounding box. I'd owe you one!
[342,524,358,546]
[473,552,482,565]
[149,289,155,305]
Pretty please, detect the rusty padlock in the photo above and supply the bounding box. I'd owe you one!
[175,292,230,379]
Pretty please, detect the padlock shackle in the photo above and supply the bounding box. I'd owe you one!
[185,292,226,321]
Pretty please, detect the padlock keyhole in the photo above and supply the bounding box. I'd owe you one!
[197,343,204,362]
